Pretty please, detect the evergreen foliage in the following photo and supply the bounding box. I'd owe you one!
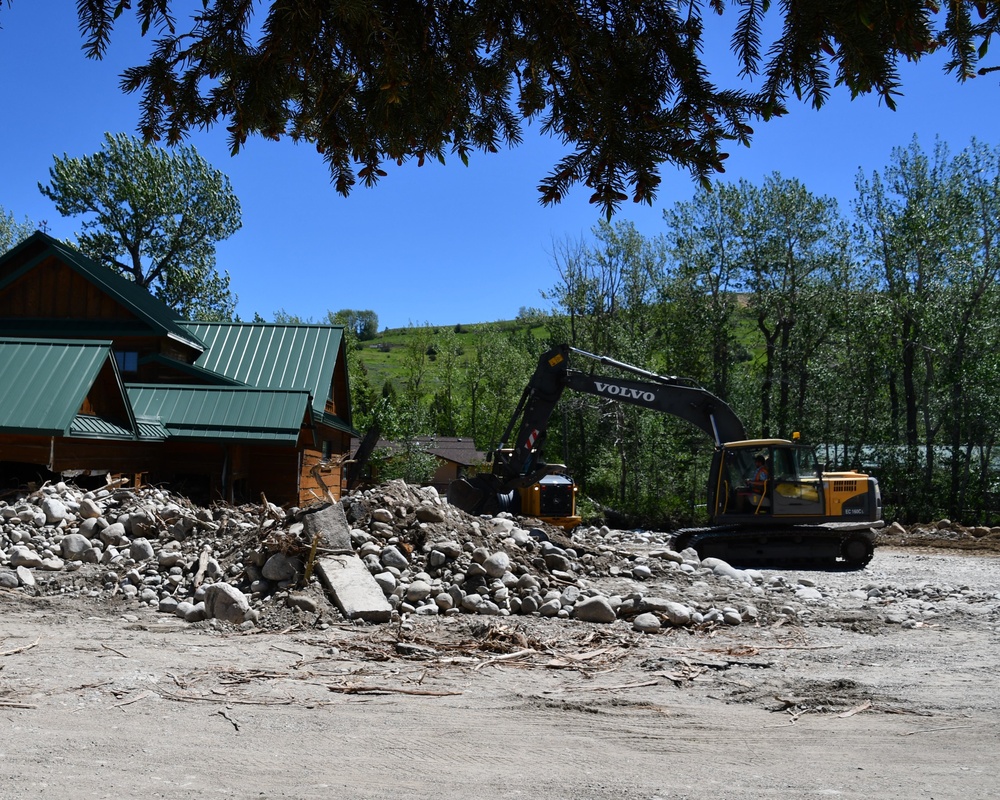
[33,1,1000,216]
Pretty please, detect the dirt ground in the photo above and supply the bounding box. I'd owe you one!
[1,545,998,800]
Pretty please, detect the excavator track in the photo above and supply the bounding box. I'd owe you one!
[671,523,877,571]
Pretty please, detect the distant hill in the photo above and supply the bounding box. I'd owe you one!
[354,320,549,395]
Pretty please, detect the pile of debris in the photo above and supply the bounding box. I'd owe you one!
[8,478,989,635]
[879,519,1000,552]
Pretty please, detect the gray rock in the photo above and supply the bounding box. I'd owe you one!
[723,609,743,626]
[560,586,582,606]
[373,571,397,594]
[287,594,319,613]
[9,547,43,568]
[573,596,617,623]
[662,601,692,626]
[128,509,159,538]
[519,595,539,615]
[544,552,573,573]
[78,497,103,519]
[632,612,661,633]
[649,549,683,564]
[16,565,35,587]
[483,551,510,578]
[158,550,186,568]
[434,541,463,559]
[406,579,432,602]
[460,592,483,612]
[380,545,410,570]
[262,552,303,582]
[0,570,18,589]
[415,505,445,523]
[434,592,455,611]
[129,538,155,561]
[301,502,353,554]
[60,533,93,561]
[78,517,107,538]
[159,596,180,613]
[203,583,251,624]
[100,522,129,547]
[476,599,502,616]
[41,497,68,524]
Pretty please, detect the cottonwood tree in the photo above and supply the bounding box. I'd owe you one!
[331,309,380,341]
[662,183,747,398]
[0,205,36,253]
[736,175,848,438]
[855,137,1000,519]
[13,2,997,216]
[39,133,242,321]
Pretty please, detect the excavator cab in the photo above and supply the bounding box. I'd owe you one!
[710,439,879,526]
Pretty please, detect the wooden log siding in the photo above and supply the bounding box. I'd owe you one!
[0,436,157,474]
[298,428,352,506]
[0,258,131,321]
[323,341,351,418]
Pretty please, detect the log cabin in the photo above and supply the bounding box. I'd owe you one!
[0,232,356,507]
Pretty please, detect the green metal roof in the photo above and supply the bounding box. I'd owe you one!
[0,232,205,353]
[127,385,314,443]
[140,352,245,386]
[316,410,357,436]
[136,418,170,440]
[70,414,134,439]
[182,323,343,411]
[0,338,135,437]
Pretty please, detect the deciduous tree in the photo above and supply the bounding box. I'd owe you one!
[39,133,242,321]
[0,205,36,253]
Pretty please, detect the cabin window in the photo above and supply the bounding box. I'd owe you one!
[321,440,332,461]
[114,351,139,373]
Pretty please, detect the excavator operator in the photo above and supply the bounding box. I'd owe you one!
[749,455,769,492]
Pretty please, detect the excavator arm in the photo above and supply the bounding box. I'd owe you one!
[447,343,746,515]
[497,344,745,479]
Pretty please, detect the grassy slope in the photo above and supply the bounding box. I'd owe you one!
[356,321,548,396]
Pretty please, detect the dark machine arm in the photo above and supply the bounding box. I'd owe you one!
[492,344,747,484]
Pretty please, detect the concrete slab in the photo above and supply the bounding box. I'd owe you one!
[301,502,353,554]
[315,555,393,623]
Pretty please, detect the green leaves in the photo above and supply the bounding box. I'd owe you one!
[63,0,988,214]
[38,132,242,320]
[0,205,37,252]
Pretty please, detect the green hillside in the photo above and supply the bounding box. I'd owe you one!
[355,320,549,396]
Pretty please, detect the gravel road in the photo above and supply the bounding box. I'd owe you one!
[1,544,998,800]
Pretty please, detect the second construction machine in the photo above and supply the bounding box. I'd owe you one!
[447,344,881,569]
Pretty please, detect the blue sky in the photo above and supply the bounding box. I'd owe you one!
[2,3,998,330]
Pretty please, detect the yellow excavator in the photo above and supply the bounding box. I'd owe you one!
[447,344,881,569]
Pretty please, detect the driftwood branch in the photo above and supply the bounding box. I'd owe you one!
[326,684,462,697]
[1,637,40,656]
